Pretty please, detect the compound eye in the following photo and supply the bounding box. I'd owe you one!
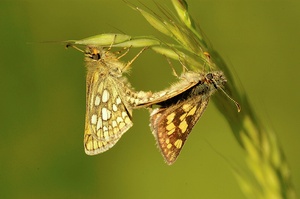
[206,73,213,80]
[87,47,101,60]
[91,53,101,60]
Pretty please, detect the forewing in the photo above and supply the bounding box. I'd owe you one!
[137,73,202,107]
[150,96,209,165]
[84,75,133,155]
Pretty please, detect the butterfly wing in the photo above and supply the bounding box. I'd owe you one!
[150,95,210,165]
[136,72,204,107]
[84,74,133,155]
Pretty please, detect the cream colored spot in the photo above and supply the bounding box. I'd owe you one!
[167,143,172,149]
[112,104,118,112]
[96,118,102,130]
[130,97,135,104]
[102,89,109,103]
[179,113,187,121]
[166,112,176,124]
[102,108,111,121]
[113,127,119,134]
[94,95,101,106]
[134,98,140,105]
[167,128,175,135]
[91,114,97,124]
[102,126,108,132]
[93,141,98,150]
[102,126,108,133]
[116,97,122,105]
[165,138,170,144]
[166,122,175,131]
[124,116,131,124]
[103,131,109,139]
[117,117,123,123]
[179,120,188,133]
[112,120,117,128]
[187,106,197,116]
[121,112,128,118]
[119,122,125,129]
[182,104,191,112]
[174,139,183,149]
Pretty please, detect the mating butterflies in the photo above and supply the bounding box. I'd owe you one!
[71,45,239,165]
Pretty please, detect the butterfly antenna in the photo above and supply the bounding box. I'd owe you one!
[216,84,241,112]
[66,44,84,53]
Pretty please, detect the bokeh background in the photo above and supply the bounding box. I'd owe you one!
[1,0,300,198]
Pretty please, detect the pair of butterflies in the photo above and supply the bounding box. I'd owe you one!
[80,45,238,165]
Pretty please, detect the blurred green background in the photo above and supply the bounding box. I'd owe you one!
[1,0,300,198]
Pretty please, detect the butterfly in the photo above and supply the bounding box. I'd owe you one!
[81,46,150,155]
[136,71,240,164]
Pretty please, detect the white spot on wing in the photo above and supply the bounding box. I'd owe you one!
[96,118,102,130]
[116,97,121,105]
[102,107,111,120]
[103,126,109,138]
[122,111,127,118]
[112,104,118,112]
[91,114,97,124]
[117,117,123,123]
[112,120,117,128]
[102,89,110,103]
[95,95,101,106]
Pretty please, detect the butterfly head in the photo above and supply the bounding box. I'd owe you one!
[205,71,227,89]
[206,71,241,112]
[85,46,107,62]
[84,46,123,76]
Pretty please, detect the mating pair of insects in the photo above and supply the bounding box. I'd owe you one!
[73,45,240,165]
